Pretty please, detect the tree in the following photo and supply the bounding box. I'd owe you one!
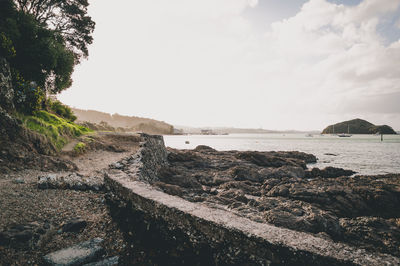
[0,0,95,112]
[13,0,95,61]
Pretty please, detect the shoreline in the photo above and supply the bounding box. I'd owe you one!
[1,133,399,265]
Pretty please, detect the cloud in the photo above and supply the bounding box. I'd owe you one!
[59,0,400,130]
[262,0,400,118]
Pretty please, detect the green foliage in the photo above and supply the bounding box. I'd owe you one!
[7,11,75,94]
[0,0,94,108]
[47,99,77,122]
[12,70,46,114]
[73,142,86,154]
[0,32,16,58]
[13,0,95,61]
[19,110,92,150]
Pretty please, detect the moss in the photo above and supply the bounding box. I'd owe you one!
[73,142,86,154]
[19,110,92,150]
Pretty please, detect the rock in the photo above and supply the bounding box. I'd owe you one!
[62,218,87,233]
[154,182,184,196]
[236,151,301,168]
[109,162,123,169]
[340,217,400,256]
[12,178,25,184]
[83,256,119,266]
[105,134,400,258]
[305,167,356,179]
[194,145,216,152]
[38,173,103,191]
[43,238,104,266]
[0,222,47,248]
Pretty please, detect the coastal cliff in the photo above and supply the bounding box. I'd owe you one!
[322,118,396,134]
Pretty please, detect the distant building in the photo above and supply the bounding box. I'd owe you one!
[201,129,214,135]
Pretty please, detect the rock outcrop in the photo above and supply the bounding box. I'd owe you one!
[104,134,400,265]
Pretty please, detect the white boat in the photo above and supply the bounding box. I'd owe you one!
[338,124,352,137]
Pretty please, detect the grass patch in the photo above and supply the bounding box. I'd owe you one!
[73,142,86,154]
[19,110,92,150]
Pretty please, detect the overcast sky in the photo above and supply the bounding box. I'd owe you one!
[59,0,400,131]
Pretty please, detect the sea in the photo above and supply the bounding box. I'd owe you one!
[163,133,400,175]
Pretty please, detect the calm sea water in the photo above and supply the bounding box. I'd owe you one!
[163,133,400,175]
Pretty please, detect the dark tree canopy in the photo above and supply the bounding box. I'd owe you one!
[13,0,95,61]
[0,0,95,112]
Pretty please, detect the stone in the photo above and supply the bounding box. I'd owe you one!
[83,256,119,266]
[38,173,103,191]
[305,167,356,179]
[0,222,47,248]
[13,178,25,184]
[109,162,123,169]
[62,218,87,233]
[43,238,104,266]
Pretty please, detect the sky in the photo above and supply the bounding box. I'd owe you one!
[59,0,400,131]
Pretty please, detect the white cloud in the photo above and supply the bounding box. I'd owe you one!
[59,0,400,130]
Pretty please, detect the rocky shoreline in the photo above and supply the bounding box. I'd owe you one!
[156,146,400,257]
[1,133,399,265]
[105,134,400,264]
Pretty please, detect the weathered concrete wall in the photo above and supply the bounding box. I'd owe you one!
[104,134,400,265]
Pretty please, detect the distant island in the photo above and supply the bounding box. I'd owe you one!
[322,118,397,134]
[174,126,320,135]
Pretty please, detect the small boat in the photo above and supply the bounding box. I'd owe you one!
[185,140,190,144]
[338,124,352,137]
[305,133,313,137]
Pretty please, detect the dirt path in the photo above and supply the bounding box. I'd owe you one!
[0,132,140,265]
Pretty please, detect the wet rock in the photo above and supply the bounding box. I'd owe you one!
[43,238,104,266]
[306,167,356,179]
[38,173,103,191]
[62,218,87,233]
[194,145,216,152]
[236,151,303,168]
[83,256,119,266]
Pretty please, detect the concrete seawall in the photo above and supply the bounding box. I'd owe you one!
[104,134,400,265]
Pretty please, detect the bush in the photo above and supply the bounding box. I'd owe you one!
[13,70,45,114]
[47,99,77,122]
[73,142,86,154]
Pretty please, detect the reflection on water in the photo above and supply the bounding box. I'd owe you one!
[164,134,400,175]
